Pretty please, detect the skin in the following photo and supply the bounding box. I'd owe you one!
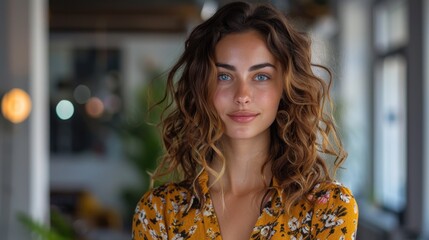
[210,30,284,240]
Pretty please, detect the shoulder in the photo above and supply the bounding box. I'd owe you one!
[135,182,194,216]
[308,181,357,208]
[133,183,187,239]
[146,182,192,200]
[133,182,194,239]
[137,182,192,209]
[307,181,359,238]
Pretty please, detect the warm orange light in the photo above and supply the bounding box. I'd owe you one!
[1,88,32,124]
[85,97,104,118]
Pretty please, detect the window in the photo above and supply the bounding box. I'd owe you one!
[373,0,408,213]
[374,55,407,212]
[374,0,408,52]
[49,46,123,156]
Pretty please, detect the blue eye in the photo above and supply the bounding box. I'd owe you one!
[255,74,269,81]
[218,73,231,81]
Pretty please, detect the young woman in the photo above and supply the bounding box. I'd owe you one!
[132,2,358,240]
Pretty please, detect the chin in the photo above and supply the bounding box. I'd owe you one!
[225,129,269,140]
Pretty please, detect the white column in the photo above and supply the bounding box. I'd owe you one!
[29,0,49,224]
[0,0,49,239]
[7,0,32,238]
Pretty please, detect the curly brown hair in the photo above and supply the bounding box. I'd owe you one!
[153,1,347,213]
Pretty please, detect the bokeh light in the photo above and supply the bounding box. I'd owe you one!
[104,94,121,114]
[73,84,91,104]
[85,97,104,118]
[1,88,32,124]
[56,100,74,120]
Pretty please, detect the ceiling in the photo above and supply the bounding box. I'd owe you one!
[49,0,201,33]
[49,0,332,33]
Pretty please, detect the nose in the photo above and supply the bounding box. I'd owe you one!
[234,81,252,105]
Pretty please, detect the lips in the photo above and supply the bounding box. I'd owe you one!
[227,111,259,123]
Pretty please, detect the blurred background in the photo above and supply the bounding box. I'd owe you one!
[0,0,428,239]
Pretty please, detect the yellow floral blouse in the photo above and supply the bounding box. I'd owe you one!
[132,171,358,240]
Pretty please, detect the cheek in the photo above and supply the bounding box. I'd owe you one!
[213,88,229,112]
[259,88,282,108]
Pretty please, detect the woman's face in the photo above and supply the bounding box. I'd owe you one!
[213,30,283,141]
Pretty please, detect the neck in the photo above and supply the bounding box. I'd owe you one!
[209,135,272,195]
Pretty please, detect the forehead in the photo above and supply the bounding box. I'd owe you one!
[214,30,277,64]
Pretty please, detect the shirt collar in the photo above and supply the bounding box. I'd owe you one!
[197,168,210,196]
[271,177,284,205]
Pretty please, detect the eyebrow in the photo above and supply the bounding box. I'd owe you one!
[215,63,276,71]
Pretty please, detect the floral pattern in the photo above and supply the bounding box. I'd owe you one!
[132,171,358,239]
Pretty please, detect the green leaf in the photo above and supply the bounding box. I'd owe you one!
[17,213,71,240]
